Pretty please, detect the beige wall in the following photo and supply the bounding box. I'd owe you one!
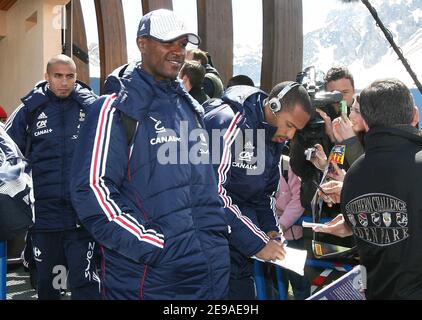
[0,0,68,116]
[0,11,6,38]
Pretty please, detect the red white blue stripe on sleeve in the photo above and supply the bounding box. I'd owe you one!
[89,95,164,248]
[217,112,270,243]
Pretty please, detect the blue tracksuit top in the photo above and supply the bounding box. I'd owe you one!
[203,85,284,257]
[5,80,97,231]
[70,63,230,300]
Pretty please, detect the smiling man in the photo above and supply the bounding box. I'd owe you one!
[70,9,230,300]
[203,82,312,299]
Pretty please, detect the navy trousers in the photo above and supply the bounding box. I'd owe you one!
[228,247,256,300]
[31,228,100,300]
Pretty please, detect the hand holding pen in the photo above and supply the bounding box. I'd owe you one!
[267,230,288,246]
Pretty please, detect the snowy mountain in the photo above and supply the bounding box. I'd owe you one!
[233,0,422,90]
[304,0,422,89]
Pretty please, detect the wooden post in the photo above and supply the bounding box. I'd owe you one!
[64,0,89,85]
[197,0,233,86]
[141,0,172,13]
[94,0,127,94]
[261,0,303,93]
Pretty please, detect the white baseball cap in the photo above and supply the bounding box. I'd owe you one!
[137,9,200,45]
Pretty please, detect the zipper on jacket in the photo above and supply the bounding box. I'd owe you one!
[61,100,66,213]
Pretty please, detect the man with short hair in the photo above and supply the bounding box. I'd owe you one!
[316,66,356,142]
[5,54,100,300]
[226,75,255,88]
[325,66,363,167]
[324,65,355,107]
[204,81,312,299]
[186,48,208,66]
[70,9,230,300]
[186,48,224,98]
[290,66,358,261]
[315,78,422,299]
[179,60,209,104]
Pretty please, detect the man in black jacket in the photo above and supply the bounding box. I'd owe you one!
[315,78,422,299]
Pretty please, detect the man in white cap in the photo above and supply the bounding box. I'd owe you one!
[70,9,230,299]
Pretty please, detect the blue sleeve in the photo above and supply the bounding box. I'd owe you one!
[70,95,164,264]
[254,161,281,234]
[256,152,282,233]
[254,192,280,234]
[204,106,269,257]
[4,104,28,154]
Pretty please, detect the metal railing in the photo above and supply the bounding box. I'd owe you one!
[254,214,353,300]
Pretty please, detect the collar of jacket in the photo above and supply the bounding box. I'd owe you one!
[136,66,205,119]
[137,66,181,95]
[21,80,96,112]
[105,62,204,121]
[364,125,422,151]
[222,85,277,143]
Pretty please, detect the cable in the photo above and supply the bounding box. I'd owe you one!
[360,0,422,94]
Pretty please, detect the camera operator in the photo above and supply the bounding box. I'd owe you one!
[289,66,356,254]
[290,67,341,207]
[314,66,355,143]
[326,66,355,107]
[320,66,365,168]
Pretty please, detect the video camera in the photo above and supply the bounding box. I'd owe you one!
[296,66,343,145]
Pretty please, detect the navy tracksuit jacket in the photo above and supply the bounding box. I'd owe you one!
[203,85,283,298]
[70,63,230,300]
[5,80,100,299]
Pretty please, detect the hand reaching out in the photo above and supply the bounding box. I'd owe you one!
[327,162,346,182]
[316,108,335,143]
[332,115,356,143]
[318,180,343,207]
[310,143,328,171]
[313,214,353,238]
